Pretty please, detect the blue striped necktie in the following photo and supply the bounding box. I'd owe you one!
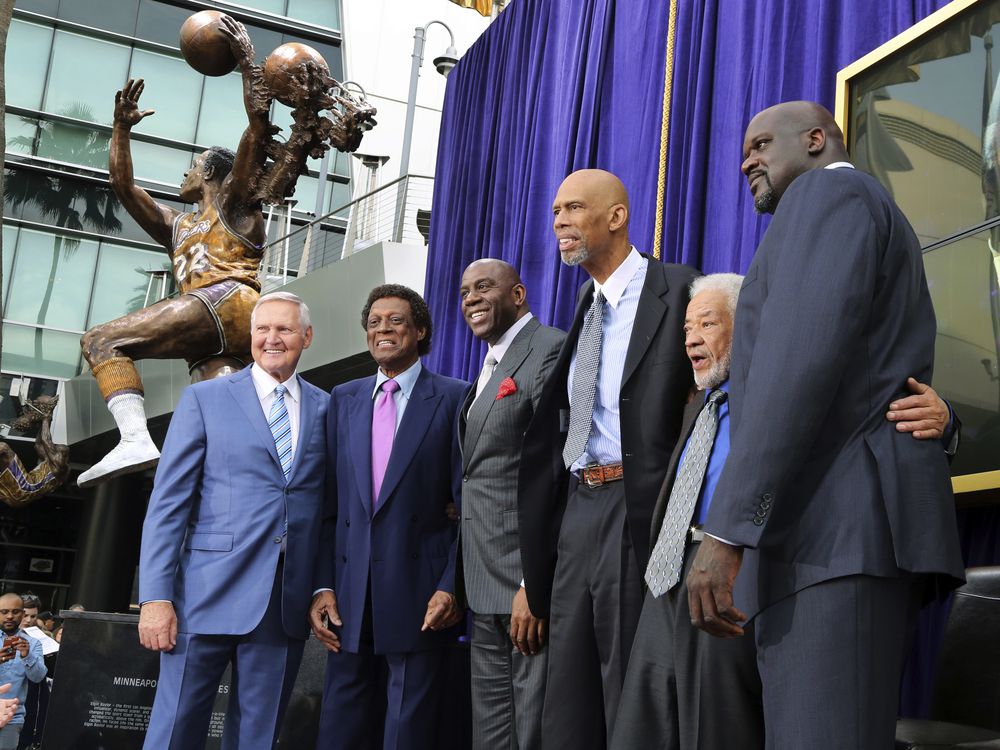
[269,384,293,480]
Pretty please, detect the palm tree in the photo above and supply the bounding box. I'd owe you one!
[0,0,16,365]
[5,104,122,362]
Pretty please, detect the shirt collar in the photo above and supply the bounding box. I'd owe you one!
[825,162,854,170]
[487,312,534,364]
[703,378,730,401]
[251,362,300,403]
[374,360,422,400]
[594,246,644,308]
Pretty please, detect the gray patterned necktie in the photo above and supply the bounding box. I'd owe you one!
[562,290,605,469]
[645,389,728,597]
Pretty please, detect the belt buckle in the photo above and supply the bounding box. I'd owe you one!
[583,464,604,487]
[688,525,705,543]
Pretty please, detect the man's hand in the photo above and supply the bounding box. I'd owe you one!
[217,14,255,66]
[138,601,177,652]
[12,637,28,660]
[686,536,747,638]
[422,591,461,632]
[887,377,949,440]
[309,591,342,653]
[0,684,17,729]
[509,587,546,655]
[445,502,460,524]
[114,79,155,130]
[0,640,17,665]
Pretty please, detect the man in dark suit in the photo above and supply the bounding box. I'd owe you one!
[138,291,328,750]
[687,101,965,748]
[310,284,467,750]
[611,274,957,750]
[518,169,698,749]
[457,259,565,750]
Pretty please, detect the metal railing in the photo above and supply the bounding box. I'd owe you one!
[259,174,434,292]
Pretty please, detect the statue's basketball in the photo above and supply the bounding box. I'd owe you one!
[179,11,238,77]
[263,43,330,107]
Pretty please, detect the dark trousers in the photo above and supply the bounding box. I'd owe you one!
[316,590,448,750]
[470,612,547,750]
[755,573,917,750]
[611,540,763,750]
[540,479,643,750]
[144,565,305,750]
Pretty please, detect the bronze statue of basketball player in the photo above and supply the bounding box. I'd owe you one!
[78,15,375,487]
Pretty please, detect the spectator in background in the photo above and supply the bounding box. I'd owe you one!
[0,594,46,750]
[33,615,54,638]
[16,599,38,632]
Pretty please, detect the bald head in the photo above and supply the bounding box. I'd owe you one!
[460,258,529,345]
[0,593,22,635]
[741,101,850,213]
[552,169,631,283]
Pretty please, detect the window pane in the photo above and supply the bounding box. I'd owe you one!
[58,0,139,36]
[327,179,351,213]
[88,243,173,326]
[136,0,191,47]
[129,49,203,143]
[6,114,37,156]
[1,324,82,379]
[3,225,18,306]
[16,0,59,14]
[44,31,131,126]
[130,140,192,186]
[195,72,246,149]
[5,228,97,330]
[228,0,286,16]
[34,119,111,170]
[246,23,283,61]
[289,174,317,216]
[6,20,54,110]
[3,169,128,241]
[286,0,340,30]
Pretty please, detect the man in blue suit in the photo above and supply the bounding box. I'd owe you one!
[311,284,467,750]
[138,290,328,750]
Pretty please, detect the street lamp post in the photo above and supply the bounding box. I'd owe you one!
[393,21,460,243]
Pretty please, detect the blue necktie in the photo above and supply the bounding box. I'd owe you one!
[269,384,292,480]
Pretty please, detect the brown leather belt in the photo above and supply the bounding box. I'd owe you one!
[580,462,624,487]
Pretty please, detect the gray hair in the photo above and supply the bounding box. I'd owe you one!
[689,273,744,317]
[251,291,312,331]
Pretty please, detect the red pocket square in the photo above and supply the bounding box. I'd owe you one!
[496,377,517,400]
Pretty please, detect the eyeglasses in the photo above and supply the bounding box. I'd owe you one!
[0,609,24,616]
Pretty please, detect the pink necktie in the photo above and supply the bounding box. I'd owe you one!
[371,379,400,506]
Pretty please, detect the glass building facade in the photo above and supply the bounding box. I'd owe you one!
[1,0,347,609]
[4,0,351,380]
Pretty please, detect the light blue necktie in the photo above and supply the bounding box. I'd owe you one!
[269,384,293,480]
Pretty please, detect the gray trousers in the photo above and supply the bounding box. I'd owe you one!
[755,573,917,750]
[611,540,763,750]
[470,613,547,750]
[540,480,644,750]
[0,724,20,750]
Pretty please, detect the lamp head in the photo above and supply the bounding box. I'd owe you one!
[433,46,459,77]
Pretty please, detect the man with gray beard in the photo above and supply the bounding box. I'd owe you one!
[611,273,956,750]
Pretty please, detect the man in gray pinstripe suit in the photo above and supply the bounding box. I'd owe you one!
[457,259,565,750]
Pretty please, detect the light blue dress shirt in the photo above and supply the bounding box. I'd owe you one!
[568,247,648,472]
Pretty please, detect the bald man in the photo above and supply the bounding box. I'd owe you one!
[686,101,964,747]
[518,169,698,749]
[457,259,565,750]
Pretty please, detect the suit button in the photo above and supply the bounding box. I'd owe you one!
[345,520,350,527]
[463,475,469,482]
[624,452,633,458]
[341,555,347,562]
[273,536,282,543]
[762,492,774,502]
[752,517,764,526]
[760,501,771,510]
[411,514,418,522]
[411,553,418,560]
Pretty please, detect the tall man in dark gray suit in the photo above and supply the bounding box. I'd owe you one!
[518,169,698,749]
[611,274,957,750]
[687,101,965,748]
[457,258,565,750]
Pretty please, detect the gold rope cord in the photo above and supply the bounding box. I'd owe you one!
[652,0,678,261]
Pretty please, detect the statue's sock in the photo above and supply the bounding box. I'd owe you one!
[107,393,151,443]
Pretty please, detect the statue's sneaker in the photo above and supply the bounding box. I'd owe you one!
[77,436,160,488]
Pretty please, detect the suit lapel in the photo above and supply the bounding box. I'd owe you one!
[462,318,539,469]
[375,368,441,514]
[621,259,668,388]
[227,368,282,476]
[348,378,376,515]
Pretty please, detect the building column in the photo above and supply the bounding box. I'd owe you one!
[67,474,147,612]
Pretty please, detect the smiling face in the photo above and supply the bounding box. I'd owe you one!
[250,300,313,382]
[551,171,627,270]
[366,297,425,377]
[459,260,526,345]
[684,289,734,390]
[0,594,22,635]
